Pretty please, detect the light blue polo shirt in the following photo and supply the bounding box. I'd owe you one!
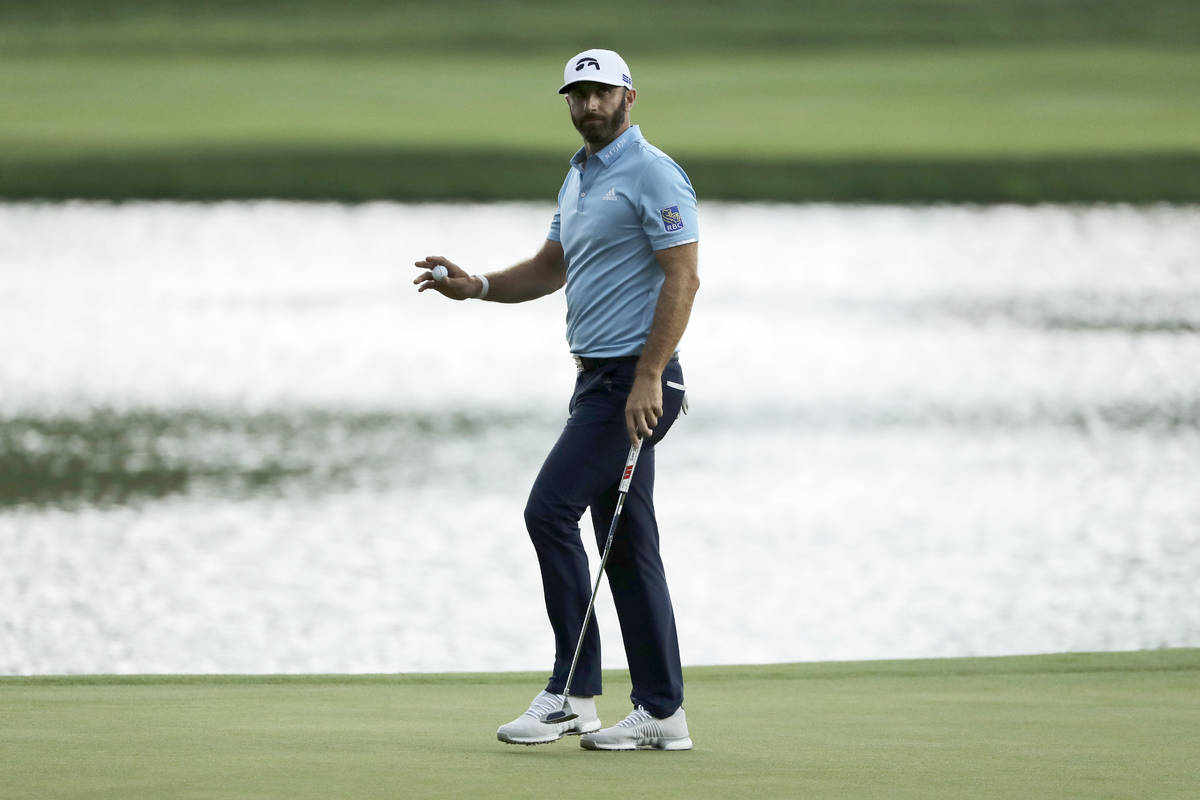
[548,125,698,358]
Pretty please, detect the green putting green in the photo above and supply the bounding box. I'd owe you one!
[3,650,1198,798]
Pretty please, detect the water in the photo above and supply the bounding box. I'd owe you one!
[2,201,1199,675]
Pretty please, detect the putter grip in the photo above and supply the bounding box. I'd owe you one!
[618,439,642,493]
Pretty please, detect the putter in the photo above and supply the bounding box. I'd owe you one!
[542,437,644,725]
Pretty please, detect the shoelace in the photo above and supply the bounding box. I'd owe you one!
[615,706,654,728]
[522,692,565,720]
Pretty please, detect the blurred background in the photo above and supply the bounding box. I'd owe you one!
[2,1,1198,675]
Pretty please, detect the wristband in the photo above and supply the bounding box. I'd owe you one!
[474,274,490,300]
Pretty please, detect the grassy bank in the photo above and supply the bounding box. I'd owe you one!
[3,650,1198,798]
[5,147,1199,204]
[2,1,1198,202]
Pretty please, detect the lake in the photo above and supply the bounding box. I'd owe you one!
[1,200,1198,674]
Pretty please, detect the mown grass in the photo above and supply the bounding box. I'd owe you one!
[6,49,1199,159]
[2,1,1198,201]
[3,650,1198,799]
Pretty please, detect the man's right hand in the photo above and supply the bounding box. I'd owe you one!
[413,256,482,301]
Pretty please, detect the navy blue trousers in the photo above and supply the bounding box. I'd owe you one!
[524,358,687,719]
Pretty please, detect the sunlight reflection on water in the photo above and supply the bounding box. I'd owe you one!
[1,201,1198,674]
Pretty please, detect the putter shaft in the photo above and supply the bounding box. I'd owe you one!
[543,439,643,723]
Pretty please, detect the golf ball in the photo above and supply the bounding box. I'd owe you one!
[431,265,448,282]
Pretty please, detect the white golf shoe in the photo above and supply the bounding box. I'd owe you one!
[579,705,693,751]
[496,690,601,745]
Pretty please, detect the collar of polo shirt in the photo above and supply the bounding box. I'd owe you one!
[570,125,642,170]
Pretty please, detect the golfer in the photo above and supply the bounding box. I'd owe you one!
[414,48,699,751]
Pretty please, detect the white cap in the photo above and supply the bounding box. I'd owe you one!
[558,49,634,94]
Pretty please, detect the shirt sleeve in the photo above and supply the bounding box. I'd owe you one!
[637,156,699,250]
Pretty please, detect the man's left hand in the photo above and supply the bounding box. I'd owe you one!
[625,372,663,445]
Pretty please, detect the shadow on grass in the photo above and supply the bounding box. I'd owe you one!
[3,148,1200,203]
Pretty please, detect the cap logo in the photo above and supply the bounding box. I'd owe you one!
[622,73,632,85]
[575,57,601,71]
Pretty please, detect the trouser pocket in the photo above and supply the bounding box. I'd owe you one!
[665,380,687,415]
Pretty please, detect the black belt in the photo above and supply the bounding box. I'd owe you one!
[572,354,640,372]
[572,354,679,373]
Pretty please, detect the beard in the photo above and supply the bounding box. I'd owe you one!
[571,92,628,146]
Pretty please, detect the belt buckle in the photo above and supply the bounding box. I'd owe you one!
[572,354,585,373]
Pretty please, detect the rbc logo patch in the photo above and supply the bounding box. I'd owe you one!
[659,206,684,232]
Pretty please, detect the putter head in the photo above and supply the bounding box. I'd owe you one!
[542,698,578,724]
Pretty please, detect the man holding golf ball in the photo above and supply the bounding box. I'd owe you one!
[414,48,698,751]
